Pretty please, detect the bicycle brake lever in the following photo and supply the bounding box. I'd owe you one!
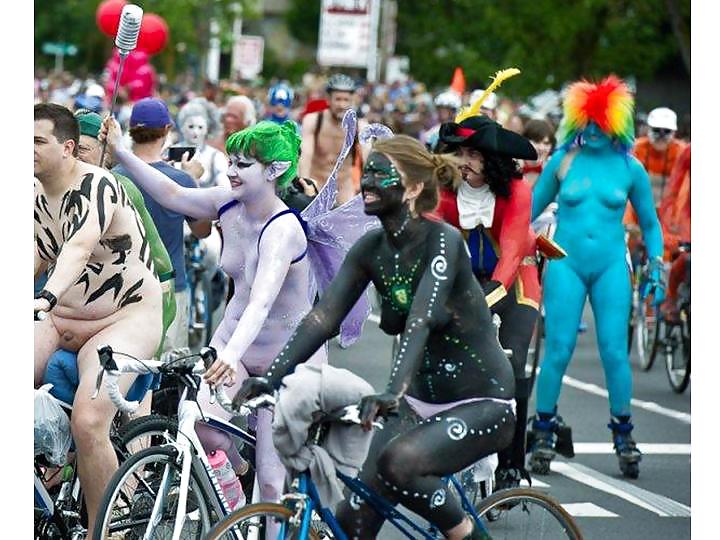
[91,366,104,400]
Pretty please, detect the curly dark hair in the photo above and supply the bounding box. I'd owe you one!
[480,151,522,199]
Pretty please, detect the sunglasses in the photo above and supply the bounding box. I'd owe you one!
[650,127,672,136]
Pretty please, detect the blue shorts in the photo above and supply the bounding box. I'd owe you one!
[43,349,161,406]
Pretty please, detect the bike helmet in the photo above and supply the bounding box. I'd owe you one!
[268,83,294,108]
[434,91,461,111]
[326,73,356,93]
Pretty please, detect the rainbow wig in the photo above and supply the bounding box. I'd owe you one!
[557,75,635,150]
[226,120,301,189]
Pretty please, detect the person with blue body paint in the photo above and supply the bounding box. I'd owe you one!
[527,76,665,479]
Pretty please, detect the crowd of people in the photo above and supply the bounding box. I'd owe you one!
[35,63,690,539]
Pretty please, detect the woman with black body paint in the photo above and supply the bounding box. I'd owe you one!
[235,135,515,540]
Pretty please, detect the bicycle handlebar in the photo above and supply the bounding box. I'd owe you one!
[92,345,215,414]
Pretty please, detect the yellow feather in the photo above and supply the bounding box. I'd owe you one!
[455,68,521,123]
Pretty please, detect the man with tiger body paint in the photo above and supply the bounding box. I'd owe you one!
[33,103,162,536]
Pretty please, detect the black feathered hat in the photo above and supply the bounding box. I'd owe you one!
[439,115,538,160]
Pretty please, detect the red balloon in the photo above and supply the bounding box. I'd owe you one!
[96,0,127,37]
[136,14,169,55]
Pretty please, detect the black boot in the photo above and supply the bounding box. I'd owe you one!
[495,387,531,490]
[527,409,574,475]
[608,416,642,479]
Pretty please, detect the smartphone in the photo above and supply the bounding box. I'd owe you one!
[167,146,196,162]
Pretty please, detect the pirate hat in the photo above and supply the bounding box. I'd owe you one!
[439,115,538,160]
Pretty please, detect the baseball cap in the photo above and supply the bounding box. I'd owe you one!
[647,107,677,131]
[76,111,103,139]
[130,97,173,128]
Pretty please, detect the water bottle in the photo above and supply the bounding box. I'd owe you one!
[208,449,245,510]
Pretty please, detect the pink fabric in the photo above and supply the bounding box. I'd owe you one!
[404,394,516,420]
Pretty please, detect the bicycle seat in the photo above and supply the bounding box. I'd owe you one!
[43,349,160,406]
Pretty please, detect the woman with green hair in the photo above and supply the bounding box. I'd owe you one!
[101,118,328,509]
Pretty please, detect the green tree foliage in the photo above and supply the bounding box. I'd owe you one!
[394,0,689,96]
[34,0,257,78]
[286,0,321,47]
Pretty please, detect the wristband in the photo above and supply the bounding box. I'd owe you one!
[35,289,58,311]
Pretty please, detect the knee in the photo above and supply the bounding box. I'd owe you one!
[377,440,419,487]
[70,406,113,451]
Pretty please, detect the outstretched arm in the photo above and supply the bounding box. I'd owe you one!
[100,116,222,221]
[261,233,374,387]
[531,149,565,221]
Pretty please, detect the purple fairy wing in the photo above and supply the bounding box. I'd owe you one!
[299,108,380,347]
[359,123,394,145]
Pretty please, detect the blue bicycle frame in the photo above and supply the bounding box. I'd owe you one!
[279,470,489,540]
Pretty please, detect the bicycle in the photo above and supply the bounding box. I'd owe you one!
[92,345,259,540]
[34,314,178,539]
[206,398,583,540]
[647,243,690,393]
[627,258,658,371]
[185,234,214,351]
[663,244,691,393]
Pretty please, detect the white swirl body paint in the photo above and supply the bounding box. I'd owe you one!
[430,255,448,281]
[446,417,468,440]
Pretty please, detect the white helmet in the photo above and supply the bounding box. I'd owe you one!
[434,91,461,111]
[470,89,498,111]
[647,107,677,131]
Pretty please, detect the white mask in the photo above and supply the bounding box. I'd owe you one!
[181,114,208,146]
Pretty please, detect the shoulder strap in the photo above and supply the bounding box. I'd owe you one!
[556,148,579,183]
[257,208,309,264]
[313,111,324,152]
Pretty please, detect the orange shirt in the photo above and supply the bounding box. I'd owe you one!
[623,137,687,231]
[632,137,687,205]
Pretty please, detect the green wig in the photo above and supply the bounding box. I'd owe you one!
[225,120,301,189]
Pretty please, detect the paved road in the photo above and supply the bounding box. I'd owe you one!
[327,296,691,540]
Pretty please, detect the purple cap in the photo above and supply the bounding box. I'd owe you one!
[130,98,173,128]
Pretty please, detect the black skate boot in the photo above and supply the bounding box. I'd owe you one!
[609,416,642,479]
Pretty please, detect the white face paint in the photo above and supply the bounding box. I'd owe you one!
[181,114,208,146]
[227,152,268,199]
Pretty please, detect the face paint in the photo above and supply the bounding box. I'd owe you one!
[582,121,612,149]
[181,114,208,146]
[227,153,267,199]
[360,152,405,216]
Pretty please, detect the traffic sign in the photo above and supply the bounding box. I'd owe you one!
[42,42,78,56]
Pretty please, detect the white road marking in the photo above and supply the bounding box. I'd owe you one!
[368,313,381,324]
[573,443,691,455]
[559,374,691,424]
[551,462,691,517]
[562,502,619,517]
[521,477,550,488]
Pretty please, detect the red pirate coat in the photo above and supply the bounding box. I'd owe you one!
[435,179,540,309]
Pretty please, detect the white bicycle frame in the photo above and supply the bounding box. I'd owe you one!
[96,351,268,540]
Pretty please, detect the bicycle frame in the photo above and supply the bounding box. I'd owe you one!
[142,381,255,540]
[282,470,489,540]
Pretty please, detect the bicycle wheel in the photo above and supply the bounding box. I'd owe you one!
[474,488,583,540]
[94,446,212,540]
[116,414,178,457]
[205,502,322,540]
[665,322,691,393]
[633,301,656,370]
